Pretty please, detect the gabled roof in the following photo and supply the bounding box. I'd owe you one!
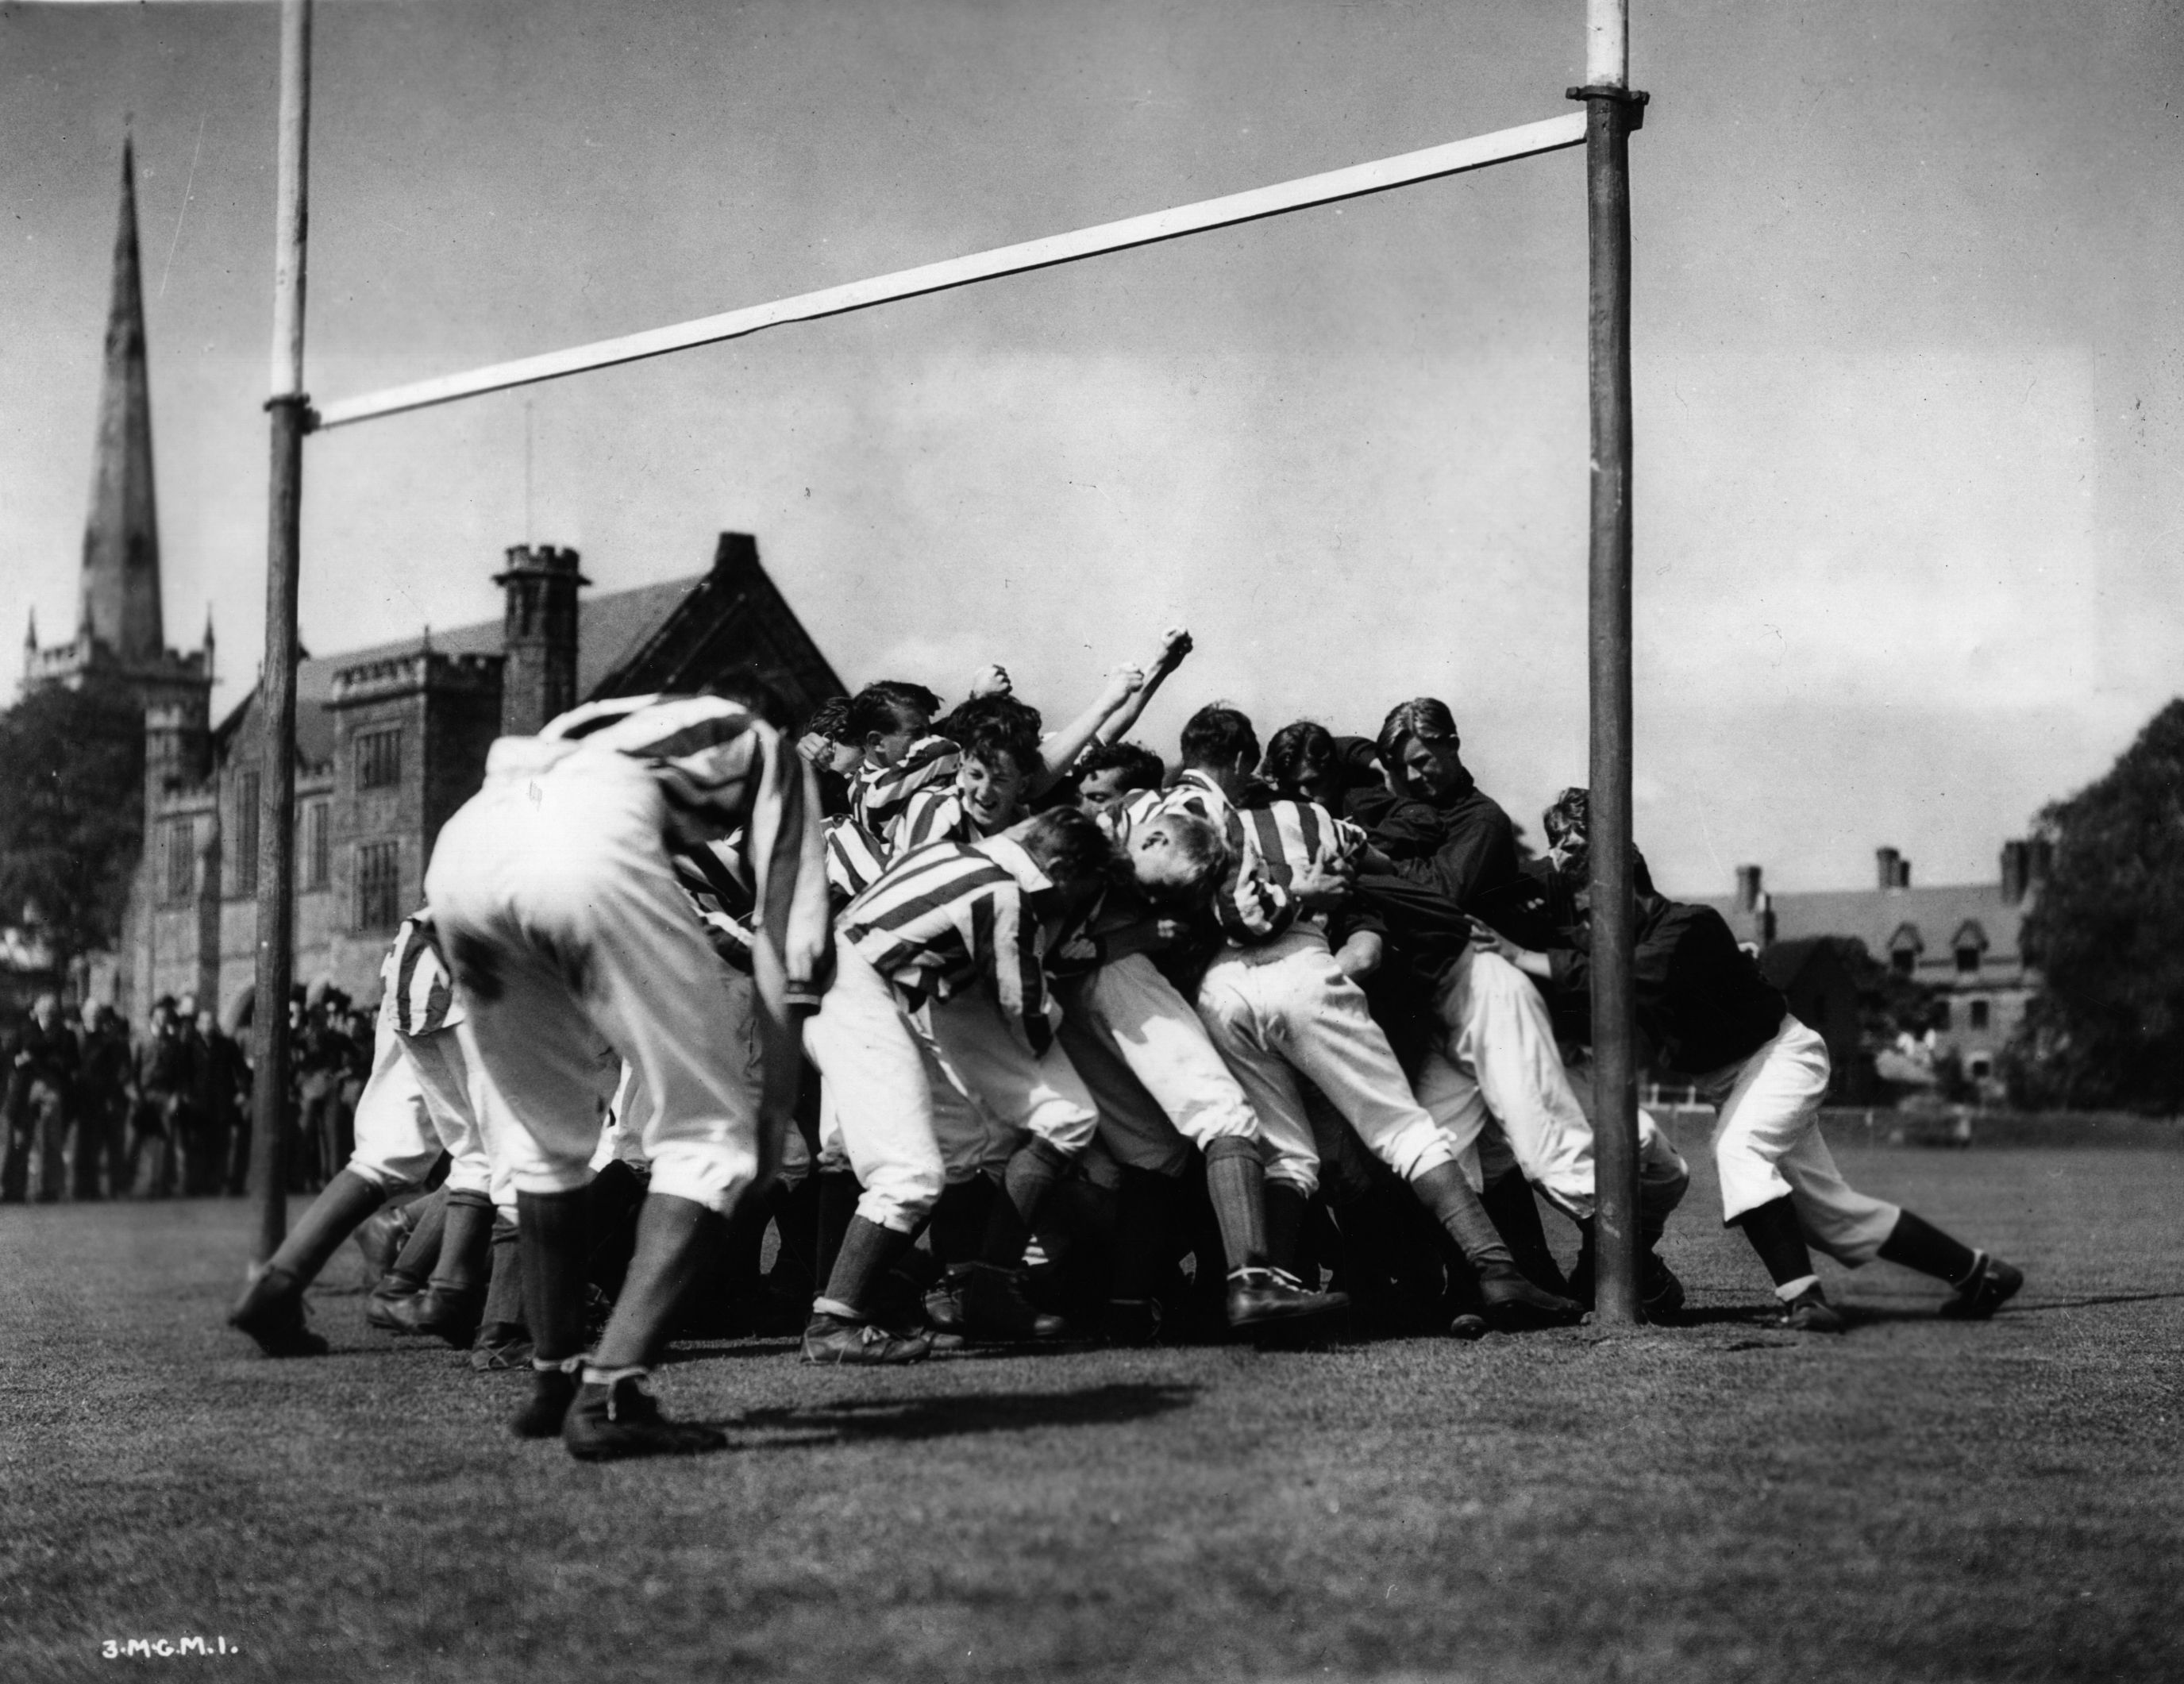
[1698,881,2028,966]
[216,574,710,768]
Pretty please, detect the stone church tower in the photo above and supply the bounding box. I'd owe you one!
[21,139,217,1015]
[23,137,214,732]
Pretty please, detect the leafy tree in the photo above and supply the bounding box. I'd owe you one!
[0,681,144,982]
[2012,699,2184,1112]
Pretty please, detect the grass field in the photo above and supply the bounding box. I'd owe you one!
[4,1137,2182,1684]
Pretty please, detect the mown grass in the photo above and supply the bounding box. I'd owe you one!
[2,1139,2180,1683]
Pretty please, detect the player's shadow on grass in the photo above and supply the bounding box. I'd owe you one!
[718,1381,1200,1449]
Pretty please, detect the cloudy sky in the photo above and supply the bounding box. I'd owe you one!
[4,0,2178,896]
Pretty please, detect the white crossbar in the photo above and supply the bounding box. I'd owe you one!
[314,111,1585,430]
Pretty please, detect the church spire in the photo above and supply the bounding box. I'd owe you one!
[79,133,164,662]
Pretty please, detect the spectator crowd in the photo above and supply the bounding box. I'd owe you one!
[1,984,369,1203]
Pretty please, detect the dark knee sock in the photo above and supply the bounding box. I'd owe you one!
[819,1214,915,1317]
[1410,1162,1518,1274]
[928,1175,996,1266]
[1481,1171,1567,1292]
[428,1189,494,1296]
[765,1175,820,1301]
[1262,1179,1312,1273]
[1111,1168,1187,1301]
[516,1187,592,1366]
[592,1191,726,1371]
[268,1168,387,1288]
[584,1160,647,1302]
[1201,1138,1269,1274]
[1878,1208,1979,1286]
[385,1185,449,1292]
[980,1138,1076,1267]
[814,1170,861,1292]
[1734,1195,1817,1289]
[478,1211,525,1337]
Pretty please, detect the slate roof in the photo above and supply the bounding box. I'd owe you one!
[225,576,707,766]
[1697,882,2028,969]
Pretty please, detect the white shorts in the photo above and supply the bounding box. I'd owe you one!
[803,943,946,1234]
[1196,927,1454,1194]
[1057,954,1259,1181]
[426,746,768,1215]
[346,1011,492,1199]
[1701,1016,1898,1266]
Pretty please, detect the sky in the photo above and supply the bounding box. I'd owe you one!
[4,0,2180,897]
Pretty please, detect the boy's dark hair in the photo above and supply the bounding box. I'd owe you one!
[1377,696,1461,773]
[1179,703,1260,774]
[806,696,855,745]
[1016,806,1122,888]
[945,693,1044,778]
[846,680,944,745]
[1261,720,1335,795]
[1543,786,1588,848]
[1076,739,1165,792]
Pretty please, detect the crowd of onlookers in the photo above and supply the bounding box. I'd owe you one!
[0,985,372,1204]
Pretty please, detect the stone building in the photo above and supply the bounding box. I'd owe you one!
[1699,840,2047,1087]
[138,533,845,1019]
[23,143,845,1021]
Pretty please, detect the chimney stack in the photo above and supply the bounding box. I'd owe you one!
[494,544,588,737]
[2001,839,2028,905]
[2028,835,2053,889]
[1735,864,1762,911]
[1875,846,1901,890]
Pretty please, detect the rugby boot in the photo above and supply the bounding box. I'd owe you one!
[800,1311,933,1366]
[227,1265,329,1358]
[352,1202,416,1287]
[372,1285,484,1349]
[958,1261,1069,1340]
[1477,1260,1585,1332]
[1780,1285,1847,1333]
[562,1375,727,1461]
[510,1363,579,1438]
[364,1282,429,1334]
[1639,1253,1687,1324]
[1226,1266,1349,1335]
[1939,1252,2024,1320]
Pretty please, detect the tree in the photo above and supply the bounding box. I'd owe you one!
[2011,699,2184,1112]
[0,681,144,984]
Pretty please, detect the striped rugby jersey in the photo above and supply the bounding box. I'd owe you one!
[886,785,988,857]
[1110,770,1363,946]
[537,693,832,1010]
[379,912,463,1036]
[849,734,961,838]
[673,838,757,971]
[822,815,891,909]
[837,834,1061,1055]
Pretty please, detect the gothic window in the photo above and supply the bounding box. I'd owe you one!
[231,773,260,896]
[302,800,330,891]
[164,819,195,903]
[356,839,400,931]
[357,727,403,790]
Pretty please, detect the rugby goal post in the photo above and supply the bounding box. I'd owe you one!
[251,0,1651,1328]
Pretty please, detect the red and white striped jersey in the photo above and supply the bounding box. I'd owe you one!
[837,834,1061,1054]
